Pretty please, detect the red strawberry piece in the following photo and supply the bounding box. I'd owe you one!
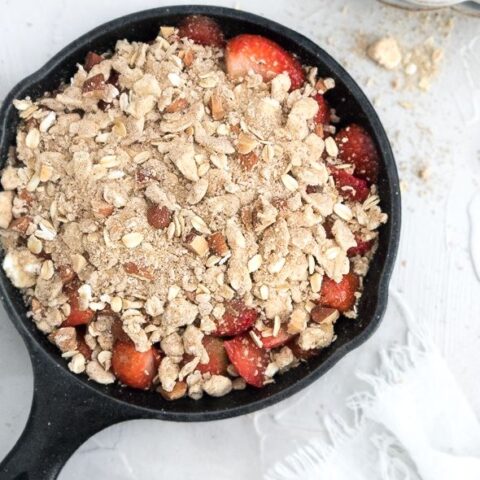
[62,292,95,327]
[225,34,305,91]
[195,336,229,375]
[347,235,374,257]
[112,341,157,390]
[224,333,269,387]
[313,94,330,125]
[255,327,293,350]
[320,272,359,312]
[335,124,379,183]
[214,299,258,337]
[177,15,224,48]
[330,167,370,202]
[84,51,103,71]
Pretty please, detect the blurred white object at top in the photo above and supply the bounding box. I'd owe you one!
[381,0,480,15]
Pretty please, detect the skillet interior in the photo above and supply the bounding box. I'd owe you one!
[0,5,401,421]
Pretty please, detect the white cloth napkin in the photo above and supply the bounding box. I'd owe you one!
[263,291,480,480]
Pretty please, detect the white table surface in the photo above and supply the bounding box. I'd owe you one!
[0,0,479,478]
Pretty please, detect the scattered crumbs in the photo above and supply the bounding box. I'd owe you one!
[417,165,431,181]
[367,37,403,70]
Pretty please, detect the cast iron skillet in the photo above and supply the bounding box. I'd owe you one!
[0,5,401,479]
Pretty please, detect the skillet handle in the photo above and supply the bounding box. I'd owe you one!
[0,348,143,480]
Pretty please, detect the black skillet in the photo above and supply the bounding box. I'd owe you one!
[0,5,401,479]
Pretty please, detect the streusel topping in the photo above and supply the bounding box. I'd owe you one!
[0,23,387,398]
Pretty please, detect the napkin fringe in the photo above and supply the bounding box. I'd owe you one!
[265,300,431,480]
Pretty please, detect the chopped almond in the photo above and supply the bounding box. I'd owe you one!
[82,74,106,94]
[210,93,225,120]
[158,381,187,400]
[165,98,189,113]
[310,306,339,324]
[186,232,209,257]
[208,232,229,256]
[9,216,31,235]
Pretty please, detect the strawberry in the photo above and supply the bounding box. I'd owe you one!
[112,341,157,390]
[177,15,224,48]
[195,336,229,376]
[62,292,95,327]
[224,334,269,387]
[255,327,293,350]
[320,272,359,312]
[213,299,258,337]
[225,34,305,90]
[347,235,374,257]
[335,124,379,183]
[330,167,370,202]
[313,94,330,125]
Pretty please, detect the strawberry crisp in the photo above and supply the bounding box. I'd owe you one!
[0,15,387,400]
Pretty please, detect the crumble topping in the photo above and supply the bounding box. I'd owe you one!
[0,24,387,399]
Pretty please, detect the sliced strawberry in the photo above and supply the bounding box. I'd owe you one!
[112,341,157,390]
[224,334,269,387]
[313,94,330,125]
[213,299,258,337]
[320,272,359,312]
[177,15,224,48]
[255,327,293,350]
[330,167,370,202]
[62,293,94,327]
[335,124,379,183]
[195,336,228,375]
[347,235,374,257]
[225,34,305,90]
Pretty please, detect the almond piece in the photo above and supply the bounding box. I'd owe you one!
[183,49,194,67]
[82,74,106,94]
[207,232,229,256]
[238,152,258,171]
[210,93,224,121]
[91,199,114,218]
[310,306,340,324]
[123,262,154,281]
[9,216,32,235]
[165,98,189,113]
[158,381,187,400]
[84,51,103,71]
[186,233,209,257]
[147,205,171,229]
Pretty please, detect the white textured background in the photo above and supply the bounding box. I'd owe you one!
[0,0,479,478]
